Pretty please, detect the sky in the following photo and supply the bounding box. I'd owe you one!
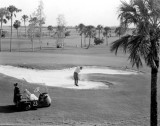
[1,0,130,27]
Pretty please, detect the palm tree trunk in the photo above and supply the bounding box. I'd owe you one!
[17,29,18,38]
[24,22,27,37]
[150,66,158,126]
[10,14,13,52]
[86,37,91,49]
[0,29,1,52]
[84,36,86,47]
[1,19,2,30]
[31,37,34,52]
[106,36,108,46]
[0,20,2,52]
[39,22,42,50]
[81,35,82,48]
[99,30,100,39]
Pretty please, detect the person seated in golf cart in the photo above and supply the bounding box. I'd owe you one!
[14,89,38,111]
[13,83,21,107]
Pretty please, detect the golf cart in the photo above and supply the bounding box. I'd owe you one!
[14,79,51,111]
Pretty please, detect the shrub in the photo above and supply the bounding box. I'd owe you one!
[94,37,104,45]
[35,32,41,37]
[1,30,7,38]
[65,31,70,37]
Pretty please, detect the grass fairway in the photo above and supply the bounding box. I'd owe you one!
[0,45,159,126]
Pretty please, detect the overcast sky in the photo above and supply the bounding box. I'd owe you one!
[1,0,130,27]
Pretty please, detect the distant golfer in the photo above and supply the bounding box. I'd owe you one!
[73,66,83,86]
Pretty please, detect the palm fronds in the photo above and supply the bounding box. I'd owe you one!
[111,34,152,68]
[110,34,131,54]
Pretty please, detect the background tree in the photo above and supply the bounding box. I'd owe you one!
[75,25,78,32]
[114,26,126,38]
[97,25,103,39]
[13,20,21,37]
[32,0,45,49]
[85,25,96,49]
[0,7,8,52]
[0,7,8,30]
[28,16,39,52]
[7,5,21,52]
[56,14,66,48]
[21,14,28,37]
[82,26,88,47]
[103,26,111,46]
[110,0,160,126]
[78,23,85,48]
[47,25,53,36]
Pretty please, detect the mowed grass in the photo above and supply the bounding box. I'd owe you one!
[0,31,160,126]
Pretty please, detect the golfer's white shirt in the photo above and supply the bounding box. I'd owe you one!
[74,67,81,73]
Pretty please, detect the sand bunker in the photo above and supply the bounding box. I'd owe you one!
[0,65,139,89]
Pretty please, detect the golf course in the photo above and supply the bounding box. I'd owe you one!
[1,0,160,125]
[0,32,159,126]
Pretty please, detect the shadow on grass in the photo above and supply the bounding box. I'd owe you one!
[0,105,47,113]
[0,105,18,113]
[0,105,37,113]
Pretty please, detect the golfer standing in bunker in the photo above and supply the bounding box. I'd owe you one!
[73,66,83,86]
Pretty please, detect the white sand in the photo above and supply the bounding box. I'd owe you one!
[0,65,138,89]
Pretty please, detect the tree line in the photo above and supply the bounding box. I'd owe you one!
[76,24,111,48]
[0,4,128,52]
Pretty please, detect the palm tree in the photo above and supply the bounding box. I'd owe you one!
[7,5,21,52]
[21,15,28,37]
[85,25,96,49]
[103,26,111,46]
[97,25,103,39]
[78,23,85,48]
[13,20,21,37]
[0,7,8,52]
[0,7,8,30]
[110,0,160,126]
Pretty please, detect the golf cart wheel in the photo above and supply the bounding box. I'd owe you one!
[25,104,31,111]
[47,103,51,107]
